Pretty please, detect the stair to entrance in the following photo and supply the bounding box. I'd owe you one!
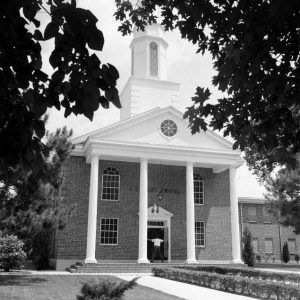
[66,262,185,273]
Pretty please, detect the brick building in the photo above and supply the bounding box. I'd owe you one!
[239,197,300,263]
[56,24,245,270]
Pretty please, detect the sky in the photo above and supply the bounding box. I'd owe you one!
[42,0,266,198]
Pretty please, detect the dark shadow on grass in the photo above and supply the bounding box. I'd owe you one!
[0,275,47,286]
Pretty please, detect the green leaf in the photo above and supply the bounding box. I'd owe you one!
[33,30,43,41]
[44,22,59,40]
[23,4,38,22]
[105,87,121,109]
[87,29,104,51]
[34,120,45,139]
[33,100,47,118]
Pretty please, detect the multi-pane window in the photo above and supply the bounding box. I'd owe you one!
[102,167,120,201]
[247,206,256,216]
[195,221,205,247]
[150,42,158,76]
[252,238,259,253]
[194,173,204,205]
[148,221,165,227]
[288,239,297,254]
[100,218,118,245]
[264,238,274,254]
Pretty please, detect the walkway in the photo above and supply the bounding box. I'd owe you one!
[117,274,256,300]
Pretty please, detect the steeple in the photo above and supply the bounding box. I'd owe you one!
[120,24,181,120]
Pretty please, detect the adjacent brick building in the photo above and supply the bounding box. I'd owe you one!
[239,197,300,263]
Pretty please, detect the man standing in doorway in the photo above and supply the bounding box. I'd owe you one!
[150,237,164,263]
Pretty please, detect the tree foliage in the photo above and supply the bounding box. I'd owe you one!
[0,127,73,258]
[242,227,255,267]
[114,0,300,176]
[265,166,300,234]
[1,0,120,185]
[282,242,290,263]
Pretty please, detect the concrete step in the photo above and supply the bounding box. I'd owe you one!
[66,262,185,273]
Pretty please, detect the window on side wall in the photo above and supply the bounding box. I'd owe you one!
[252,238,259,253]
[102,167,120,201]
[288,239,297,254]
[264,238,273,254]
[194,173,204,205]
[195,221,205,247]
[100,218,118,245]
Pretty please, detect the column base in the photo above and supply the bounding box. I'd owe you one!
[231,259,244,264]
[186,258,198,264]
[84,258,97,264]
[137,258,150,264]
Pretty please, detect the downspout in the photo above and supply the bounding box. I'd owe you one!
[278,209,282,262]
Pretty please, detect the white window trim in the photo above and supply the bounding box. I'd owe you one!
[195,221,205,248]
[194,174,204,205]
[264,238,274,254]
[100,217,119,246]
[101,166,120,201]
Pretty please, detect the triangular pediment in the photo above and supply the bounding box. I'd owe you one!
[148,204,173,219]
[72,106,233,151]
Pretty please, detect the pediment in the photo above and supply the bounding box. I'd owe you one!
[72,106,233,151]
[148,204,173,219]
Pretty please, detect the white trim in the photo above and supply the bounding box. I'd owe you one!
[147,205,173,262]
[101,166,120,201]
[238,197,266,204]
[99,217,119,246]
[195,220,206,248]
[194,173,204,205]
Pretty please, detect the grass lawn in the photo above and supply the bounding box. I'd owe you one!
[0,275,183,300]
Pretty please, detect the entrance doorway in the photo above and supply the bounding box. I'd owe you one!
[147,226,168,261]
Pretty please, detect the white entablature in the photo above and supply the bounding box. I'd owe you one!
[71,106,243,172]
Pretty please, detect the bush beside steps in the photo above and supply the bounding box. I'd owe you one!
[153,267,300,300]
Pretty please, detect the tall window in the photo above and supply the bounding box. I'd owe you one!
[264,238,274,254]
[149,42,158,76]
[195,221,205,247]
[102,167,120,201]
[252,238,259,253]
[194,173,204,205]
[100,218,118,245]
[288,239,297,254]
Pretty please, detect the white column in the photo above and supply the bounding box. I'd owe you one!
[230,166,243,263]
[137,158,150,263]
[85,155,99,264]
[186,161,197,263]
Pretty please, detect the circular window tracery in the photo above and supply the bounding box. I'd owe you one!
[160,119,177,137]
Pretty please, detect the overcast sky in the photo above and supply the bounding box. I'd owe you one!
[43,0,266,198]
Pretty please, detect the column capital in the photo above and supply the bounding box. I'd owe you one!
[140,157,149,163]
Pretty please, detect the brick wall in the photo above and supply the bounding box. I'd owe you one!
[239,202,300,262]
[57,157,233,261]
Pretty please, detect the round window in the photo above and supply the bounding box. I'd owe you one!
[160,120,177,137]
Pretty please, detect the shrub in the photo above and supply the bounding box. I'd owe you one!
[77,278,137,300]
[256,254,261,263]
[0,234,26,272]
[176,265,300,284]
[295,254,300,264]
[242,227,255,267]
[153,267,300,300]
[282,242,290,263]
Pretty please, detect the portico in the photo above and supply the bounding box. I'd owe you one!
[77,115,244,264]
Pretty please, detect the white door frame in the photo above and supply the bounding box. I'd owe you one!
[147,204,173,262]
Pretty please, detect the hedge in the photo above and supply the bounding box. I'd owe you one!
[152,267,300,300]
[175,265,300,285]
